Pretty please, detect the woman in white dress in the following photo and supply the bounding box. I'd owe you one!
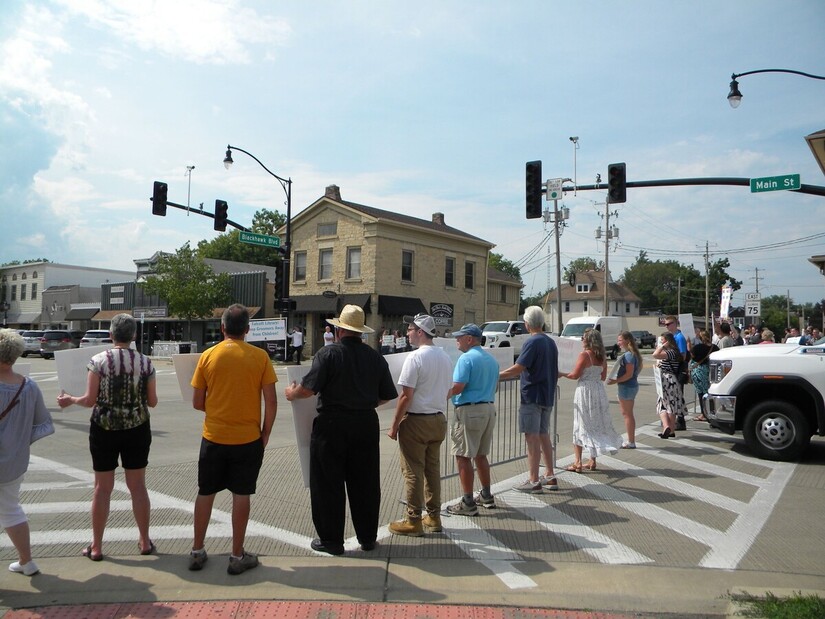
[561,329,622,472]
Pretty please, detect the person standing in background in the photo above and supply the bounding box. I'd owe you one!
[607,331,643,449]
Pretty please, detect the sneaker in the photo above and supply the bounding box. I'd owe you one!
[621,441,637,449]
[227,551,259,575]
[447,498,479,516]
[540,476,559,491]
[514,480,543,493]
[422,514,442,533]
[388,518,424,537]
[9,560,39,576]
[188,549,208,571]
[474,491,497,509]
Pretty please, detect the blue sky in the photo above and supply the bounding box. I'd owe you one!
[2,0,824,307]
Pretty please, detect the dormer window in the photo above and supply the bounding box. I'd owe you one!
[576,283,590,293]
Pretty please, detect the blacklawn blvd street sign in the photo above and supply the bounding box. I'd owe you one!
[239,231,281,248]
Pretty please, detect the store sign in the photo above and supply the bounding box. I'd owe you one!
[430,303,454,327]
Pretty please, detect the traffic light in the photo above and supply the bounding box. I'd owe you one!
[607,162,627,204]
[152,181,167,216]
[525,160,542,219]
[214,200,228,231]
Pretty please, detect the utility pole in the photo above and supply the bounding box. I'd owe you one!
[543,197,568,333]
[185,165,195,215]
[704,241,710,327]
[596,198,618,316]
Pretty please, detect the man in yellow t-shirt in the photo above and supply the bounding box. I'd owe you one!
[189,304,277,575]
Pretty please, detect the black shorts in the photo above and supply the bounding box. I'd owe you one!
[197,437,264,496]
[89,421,152,472]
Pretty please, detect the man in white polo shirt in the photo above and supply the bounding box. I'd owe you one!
[387,313,453,536]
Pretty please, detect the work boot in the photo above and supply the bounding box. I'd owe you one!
[388,517,424,537]
[422,514,442,533]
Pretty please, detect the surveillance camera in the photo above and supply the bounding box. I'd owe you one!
[569,136,578,142]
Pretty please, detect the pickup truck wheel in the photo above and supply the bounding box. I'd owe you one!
[742,401,810,462]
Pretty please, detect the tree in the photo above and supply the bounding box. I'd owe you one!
[621,251,741,317]
[142,243,232,336]
[197,208,286,267]
[488,252,521,280]
[563,257,604,286]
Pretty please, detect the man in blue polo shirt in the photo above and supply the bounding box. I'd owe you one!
[447,324,499,516]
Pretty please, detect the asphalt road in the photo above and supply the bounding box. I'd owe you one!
[2,353,824,617]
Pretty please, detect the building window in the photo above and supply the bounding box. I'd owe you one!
[12,274,16,281]
[615,301,619,312]
[401,250,414,282]
[20,284,26,301]
[499,284,507,303]
[576,283,590,293]
[583,300,589,312]
[318,249,333,281]
[31,283,37,300]
[346,247,361,279]
[564,301,570,312]
[317,222,337,237]
[11,285,16,301]
[625,303,631,313]
[32,271,38,278]
[464,261,475,290]
[445,257,455,288]
[294,252,307,281]
[21,273,27,280]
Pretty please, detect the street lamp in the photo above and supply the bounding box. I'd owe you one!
[0,300,8,327]
[223,145,292,312]
[727,68,825,108]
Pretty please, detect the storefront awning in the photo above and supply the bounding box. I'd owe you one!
[341,294,371,313]
[12,312,42,324]
[65,306,100,320]
[377,295,426,317]
[293,295,338,313]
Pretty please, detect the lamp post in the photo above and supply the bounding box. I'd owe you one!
[727,68,825,108]
[0,300,8,327]
[223,145,292,313]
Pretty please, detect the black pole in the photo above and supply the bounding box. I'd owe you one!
[559,177,825,198]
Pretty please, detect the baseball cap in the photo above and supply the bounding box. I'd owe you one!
[403,313,436,337]
[452,323,482,338]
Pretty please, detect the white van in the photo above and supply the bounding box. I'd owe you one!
[560,316,623,359]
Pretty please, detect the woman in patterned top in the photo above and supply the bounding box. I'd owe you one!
[57,314,158,561]
[652,331,687,439]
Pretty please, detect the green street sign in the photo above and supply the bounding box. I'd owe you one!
[239,231,281,248]
[750,174,800,193]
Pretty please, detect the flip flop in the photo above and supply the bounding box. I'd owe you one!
[82,545,103,562]
[139,541,156,556]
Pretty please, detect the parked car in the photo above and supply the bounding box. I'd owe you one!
[631,330,656,349]
[80,330,113,348]
[39,330,83,359]
[20,330,46,357]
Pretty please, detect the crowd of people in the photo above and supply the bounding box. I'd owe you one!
[4,305,820,576]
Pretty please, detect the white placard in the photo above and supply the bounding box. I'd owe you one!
[550,335,581,374]
[54,345,113,397]
[247,319,287,343]
[171,353,201,403]
[678,313,695,343]
[653,366,663,399]
[286,365,315,487]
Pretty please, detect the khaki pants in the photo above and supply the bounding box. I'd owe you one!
[398,413,447,519]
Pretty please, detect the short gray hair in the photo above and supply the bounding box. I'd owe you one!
[110,313,137,344]
[0,329,25,365]
[523,306,545,330]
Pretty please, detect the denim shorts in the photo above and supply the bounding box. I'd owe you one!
[519,402,551,434]
[617,383,639,401]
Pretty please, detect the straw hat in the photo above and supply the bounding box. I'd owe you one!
[327,304,374,334]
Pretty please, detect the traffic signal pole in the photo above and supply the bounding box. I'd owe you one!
[561,176,825,198]
[150,197,250,233]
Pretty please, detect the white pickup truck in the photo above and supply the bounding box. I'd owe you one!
[479,320,530,356]
[705,341,825,461]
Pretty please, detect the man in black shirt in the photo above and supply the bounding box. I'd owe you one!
[285,305,396,555]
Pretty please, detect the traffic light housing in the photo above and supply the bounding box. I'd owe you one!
[152,181,167,216]
[214,200,228,231]
[607,162,626,204]
[525,160,543,219]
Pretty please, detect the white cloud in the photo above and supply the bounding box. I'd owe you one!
[56,0,292,65]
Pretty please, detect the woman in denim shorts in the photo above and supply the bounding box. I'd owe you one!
[607,331,642,448]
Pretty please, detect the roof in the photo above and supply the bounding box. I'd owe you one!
[551,270,642,303]
[290,192,493,248]
[487,266,522,286]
